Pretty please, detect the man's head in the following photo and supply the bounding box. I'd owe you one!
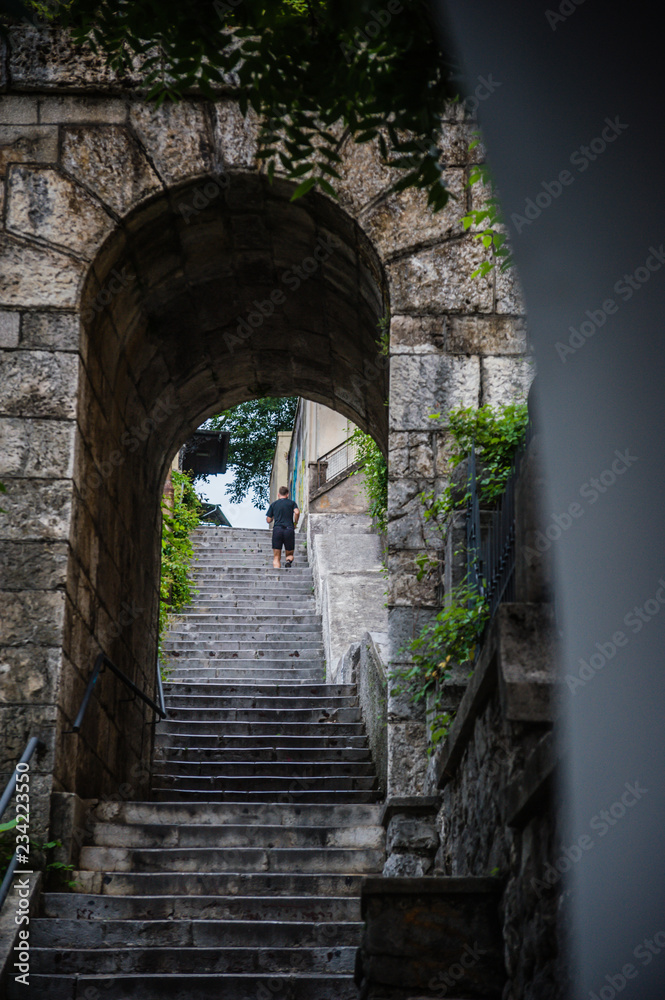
[278,486,289,497]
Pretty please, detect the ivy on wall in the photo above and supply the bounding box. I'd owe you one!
[392,401,529,749]
[350,428,388,535]
[159,470,202,671]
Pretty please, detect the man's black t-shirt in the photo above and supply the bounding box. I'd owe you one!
[267,498,298,528]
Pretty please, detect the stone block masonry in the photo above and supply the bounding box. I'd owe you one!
[0,23,529,866]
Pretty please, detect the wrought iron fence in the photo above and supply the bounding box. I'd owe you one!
[466,423,532,623]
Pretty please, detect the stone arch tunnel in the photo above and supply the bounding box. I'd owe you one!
[66,172,389,800]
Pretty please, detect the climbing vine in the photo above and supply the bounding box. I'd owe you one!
[350,429,388,535]
[159,470,202,670]
[422,401,529,528]
[392,401,529,749]
[461,135,514,279]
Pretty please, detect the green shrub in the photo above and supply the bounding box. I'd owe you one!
[159,470,202,670]
[423,401,529,527]
[350,429,388,535]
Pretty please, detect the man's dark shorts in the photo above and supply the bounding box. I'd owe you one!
[272,525,295,551]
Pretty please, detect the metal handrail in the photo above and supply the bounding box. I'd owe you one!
[67,652,167,734]
[0,736,44,911]
[312,436,359,488]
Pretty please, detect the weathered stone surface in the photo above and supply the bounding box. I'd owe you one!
[382,852,431,877]
[446,314,528,355]
[8,25,142,91]
[357,877,504,999]
[496,256,526,314]
[39,95,127,124]
[0,350,78,418]
[388,606,439,663]
[214,100,260,168]
[388,483,440,551]
[0,540,68,590]
[390,354,480,430]
[0,235,85,307]
[335,134,400,214]
[387,238,493,313]
[0,94,39,124]
[0,417,76,477]
[387,549,440,607]
[0,123,58,175]
[0,478,72,541]
[390,314,445,352]
[62,125,162,215]
[439,122,485,166]
[360,169,465,258]
[498,604,558,722]
[387,721,429,797]
[0,589,65,645]
[21,311,79,351]
[0,310,20,347]
[481,355,535,408]
[386,814,439,854]
[130,102,215,185]
[6,165,113,257]
[0,644,62,702]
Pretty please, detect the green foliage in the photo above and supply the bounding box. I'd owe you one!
[350,429,388,534]
[205,397,298,508]
[159,470,202,665]
[460,141,514,278]
[23,0,461,211]
[423,402,529,526]
[0,835,78,888]
[391,580,489,749]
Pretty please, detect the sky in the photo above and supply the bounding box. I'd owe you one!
[194,470,269,529]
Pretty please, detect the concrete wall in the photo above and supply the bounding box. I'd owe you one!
[308,513,387,683]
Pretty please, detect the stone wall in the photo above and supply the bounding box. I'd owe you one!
[425,604,564,1000]
[0,23,531,833]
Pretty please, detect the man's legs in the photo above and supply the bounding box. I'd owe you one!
[273,547,282,570]
[285,548,294,566]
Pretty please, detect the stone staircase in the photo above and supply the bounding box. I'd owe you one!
[21,526,384,999]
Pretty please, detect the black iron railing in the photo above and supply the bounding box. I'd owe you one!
[466,424,532,623]
[67,652,167,734]
[0,736,44,911]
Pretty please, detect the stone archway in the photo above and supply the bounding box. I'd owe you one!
[62,172,389,799]
[0,32,531,828]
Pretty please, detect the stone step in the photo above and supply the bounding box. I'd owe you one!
[162,695,358,709]
[154,745,373,763]
[174,611,321,628]
[167,622,323,633]
[160,708,361,724]
[153,774,377,792]
[163,641,324,652]
[42,892,362,921]
[70,869,369,896]
[88,821,384,850]
[162,683,355,697]
[8,973,360,999]
[152,761,376,779]
[164,672,327,684]
[153,733,370,750]
[156,722,366,737]
[91,800,382,826]
[29,944,358,975]
[77,845,384,874]
[163,660,325,672]
[32,916,362,951]
[151,789,382,804]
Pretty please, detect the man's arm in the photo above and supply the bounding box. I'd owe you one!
[293,506,300,526]
[266,515,273,524]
